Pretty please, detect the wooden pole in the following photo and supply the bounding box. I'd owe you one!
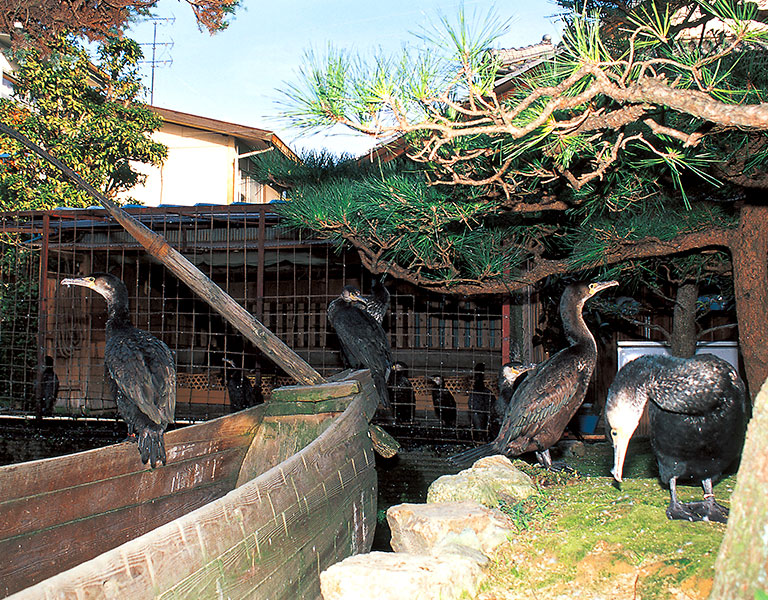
[0,122,325,385]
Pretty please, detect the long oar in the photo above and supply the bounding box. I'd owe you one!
[0,122,324,385]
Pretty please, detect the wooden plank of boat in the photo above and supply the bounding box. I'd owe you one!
[4,370,378,600]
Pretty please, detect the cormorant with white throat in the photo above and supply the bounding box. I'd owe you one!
[451,280,618,467]
[61,273,176,468]
[491,361,535,438]
[327,285,392,410]
[606,353,747,523]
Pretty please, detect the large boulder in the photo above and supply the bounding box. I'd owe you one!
[427,454,535,506]
[387,500,512,557]
[320,551,483,600]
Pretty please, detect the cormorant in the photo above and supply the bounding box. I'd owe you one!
[491,361,535,438]
[388,361,415,422]
[37,355,59,418]
[223,358,262,412]
[606,353,747,523]
[451,280,618,467]
[468,363,494,435]
[327,285,392,410]
[430,375,457,428]
[364,277,390,325]
[61,273,175,468]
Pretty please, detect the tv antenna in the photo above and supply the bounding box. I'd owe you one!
[139,17,175,105]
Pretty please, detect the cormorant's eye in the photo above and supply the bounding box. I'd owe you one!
[610,429,618,438]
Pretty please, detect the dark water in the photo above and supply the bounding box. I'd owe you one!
[372,443,471,551]
[0,418,127,466]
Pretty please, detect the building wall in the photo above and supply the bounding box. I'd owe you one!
[120,123,237,206]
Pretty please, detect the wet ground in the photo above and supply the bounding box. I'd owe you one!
[0,418,127,466]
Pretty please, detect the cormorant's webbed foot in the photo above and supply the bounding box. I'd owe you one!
[138,425,167,468]
[684,500,729,523]
[665,477,727,523]
[534,449,574,472]
[684,479,729,523]
[666,500,702,522]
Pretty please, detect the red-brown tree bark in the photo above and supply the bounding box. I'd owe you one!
[729,202,768,400]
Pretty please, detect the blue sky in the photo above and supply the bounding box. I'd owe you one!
[127,1,563,155]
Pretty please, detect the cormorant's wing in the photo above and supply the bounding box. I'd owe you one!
[328,305,392,374]
[496,350,582,445]
[365,278,390,324]
[648,354,745,416]
[105,329,176,425]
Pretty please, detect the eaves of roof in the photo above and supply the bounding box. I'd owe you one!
[150,106,298,161]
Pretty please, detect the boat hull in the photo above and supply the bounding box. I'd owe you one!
[3,371,378,599]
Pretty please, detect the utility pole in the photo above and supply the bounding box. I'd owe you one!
[139,17,174,105]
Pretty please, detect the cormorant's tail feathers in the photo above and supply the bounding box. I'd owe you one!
[373,373,391,411]
[448,443,495,467]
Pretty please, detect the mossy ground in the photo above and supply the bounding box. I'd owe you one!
[477,440,734,600]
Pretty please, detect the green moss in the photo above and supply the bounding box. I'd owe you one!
[482,443,732,599]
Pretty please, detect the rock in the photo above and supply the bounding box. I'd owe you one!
[320,551,483,600]
[559,439,587,458]
[427,454,535,506]
[387,500,512,556]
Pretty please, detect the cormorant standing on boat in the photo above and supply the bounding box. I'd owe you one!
[606,354,747,523]
[223,358,262,412]
[451,280,618,467]
[468,363,494,435]
[36,355,59,418]
[430,375,457,428]
[327,285,392,410]
[388,361,415,422]
[490,361,535,438]
[61,273,175,468]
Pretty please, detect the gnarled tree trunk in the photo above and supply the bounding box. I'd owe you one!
[730,201,768,400]
[710,200,768,598]
[709,374,768,599]
[669,281,698,358]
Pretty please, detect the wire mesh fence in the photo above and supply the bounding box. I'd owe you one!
[0,204,519,445]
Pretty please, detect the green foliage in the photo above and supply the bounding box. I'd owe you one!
[271,3,768,293]
[0,35,166,211]
[0,236,38,407]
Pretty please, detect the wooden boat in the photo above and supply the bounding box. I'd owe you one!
[0,371,379,600]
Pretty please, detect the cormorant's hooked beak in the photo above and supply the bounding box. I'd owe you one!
[589,280,619,296]
[610,426,632,483]
[61,276,93,289]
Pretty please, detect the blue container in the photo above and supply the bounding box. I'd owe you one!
[578,414,599,434]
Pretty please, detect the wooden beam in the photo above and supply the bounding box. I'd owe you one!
[0,122,324,385]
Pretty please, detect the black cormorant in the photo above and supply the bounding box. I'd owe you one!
[364,277,390,325]
[223,358,262,412]
[388,361,415,422]
[61,273,175,468]
[37,355,59,418]
[327,285,392,410]
[606,353,747,523]
[430,375,457,428]
[468,363,494,435]
[451,280,618,467]
[491,361,534,438]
